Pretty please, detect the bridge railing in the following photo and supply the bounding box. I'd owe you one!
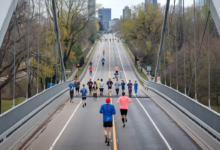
[121,41,220,140]
[148,82,220,139]
[0,41,99,142]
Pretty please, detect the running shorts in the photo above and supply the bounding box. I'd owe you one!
[82,97,86,100]
[116,71,118,73]
[103,121,113,127]
[120,109,128,115]
[93,93,97,98]
[135,89,138,94]
[75,88,79,91]
[100,88,104,92]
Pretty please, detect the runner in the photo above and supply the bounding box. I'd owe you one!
[89,65,93,76]
[120,69,123,79]
[121,80,125,93]
[117,92,132,127]
[134,80,138,97]
[99,79,104,96]
[89,61,93,67]
[103,50,105,56]
[99,98,116,146]
[127,80,133,97]
[113,72,118,79]
[97,79,100,88]
[80,84,88,107]
[115,66,119,74]
[115,79,120,96]
[106,78,113,95]
[69,80,75,103]
[87,79,93,95]
[101,58,105,66]
[93,82,98,101]
[74,80,80,96]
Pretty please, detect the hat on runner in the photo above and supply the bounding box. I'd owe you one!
[106,98,110,104]
[83,84,85,86]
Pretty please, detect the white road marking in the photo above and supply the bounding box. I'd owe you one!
[49,41,104,150]
[115,42,172,150]
[49,100,81,150]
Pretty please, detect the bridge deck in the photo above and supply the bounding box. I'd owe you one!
[2,36,219,150]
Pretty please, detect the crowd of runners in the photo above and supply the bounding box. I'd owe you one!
[68,33,138,146]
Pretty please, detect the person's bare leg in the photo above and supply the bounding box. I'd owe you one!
[104,127,107,143]
[107,127,112,146]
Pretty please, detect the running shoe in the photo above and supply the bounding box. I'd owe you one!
[107,140,110,146]
[85,103,86,106]
[105,137,107,143]
[83,104,84,108]
[123,124,126,128]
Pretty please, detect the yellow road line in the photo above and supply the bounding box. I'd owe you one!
[109,40,117,150]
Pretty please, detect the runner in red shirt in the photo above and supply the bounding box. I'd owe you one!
[103,50,105,56]
[89,66,93,76]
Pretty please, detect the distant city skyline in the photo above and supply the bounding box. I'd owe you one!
[96,0,194,19]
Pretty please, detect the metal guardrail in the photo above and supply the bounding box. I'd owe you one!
[68,68,78,81]
[148,81,220,139]
[121,41,220,140]
[0,82,70,141]
[0,41,99,142]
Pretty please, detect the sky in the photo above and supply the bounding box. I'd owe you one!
[96,0,196,19]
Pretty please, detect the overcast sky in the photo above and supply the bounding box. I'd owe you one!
[96,0,196,19]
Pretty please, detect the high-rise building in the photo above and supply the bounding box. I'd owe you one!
[98,8,111,29]
[153,0,157,5]
[145,0,157,5]
[88,0,96,19]
[123,6,131,19]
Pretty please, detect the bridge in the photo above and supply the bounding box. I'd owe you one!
[0,0,220,150]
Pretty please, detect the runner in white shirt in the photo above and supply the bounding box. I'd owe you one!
[99,79,104,96]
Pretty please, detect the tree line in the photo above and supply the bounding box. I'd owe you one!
[115,2,220,110]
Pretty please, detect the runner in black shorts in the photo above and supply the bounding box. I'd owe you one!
[99,79,104,96]
[100,98,116,146]
[80,84,88,107]
[117,92,132,127]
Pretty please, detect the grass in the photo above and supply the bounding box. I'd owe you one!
[1,97,25,113]
[75,41,98,78]
[123,43,148,81]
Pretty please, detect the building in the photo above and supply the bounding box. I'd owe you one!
[98,8,111,29]
[109,19,119,29]
[112,18,119,21]
[88,0,96,19]
[178,0,182,7]
[145,0,157,5]
[123,6,131,18]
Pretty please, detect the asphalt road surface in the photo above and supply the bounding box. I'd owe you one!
[19,34,201,150]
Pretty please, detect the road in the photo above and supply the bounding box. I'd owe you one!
[19,35,201,150]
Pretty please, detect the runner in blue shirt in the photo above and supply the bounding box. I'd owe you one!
[99,98,116,146]
[69,80,75,103]
[102,58,105,66]
[134,81,138,97]
[127,80,133,97]
[80,84,88,107]
[121,80,125,93]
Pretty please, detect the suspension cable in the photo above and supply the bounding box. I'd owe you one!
[193,0,197,100]
[37,0,40,94]
[13,2,16,107]
[183,0,186,94]
[44,14,49,90]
